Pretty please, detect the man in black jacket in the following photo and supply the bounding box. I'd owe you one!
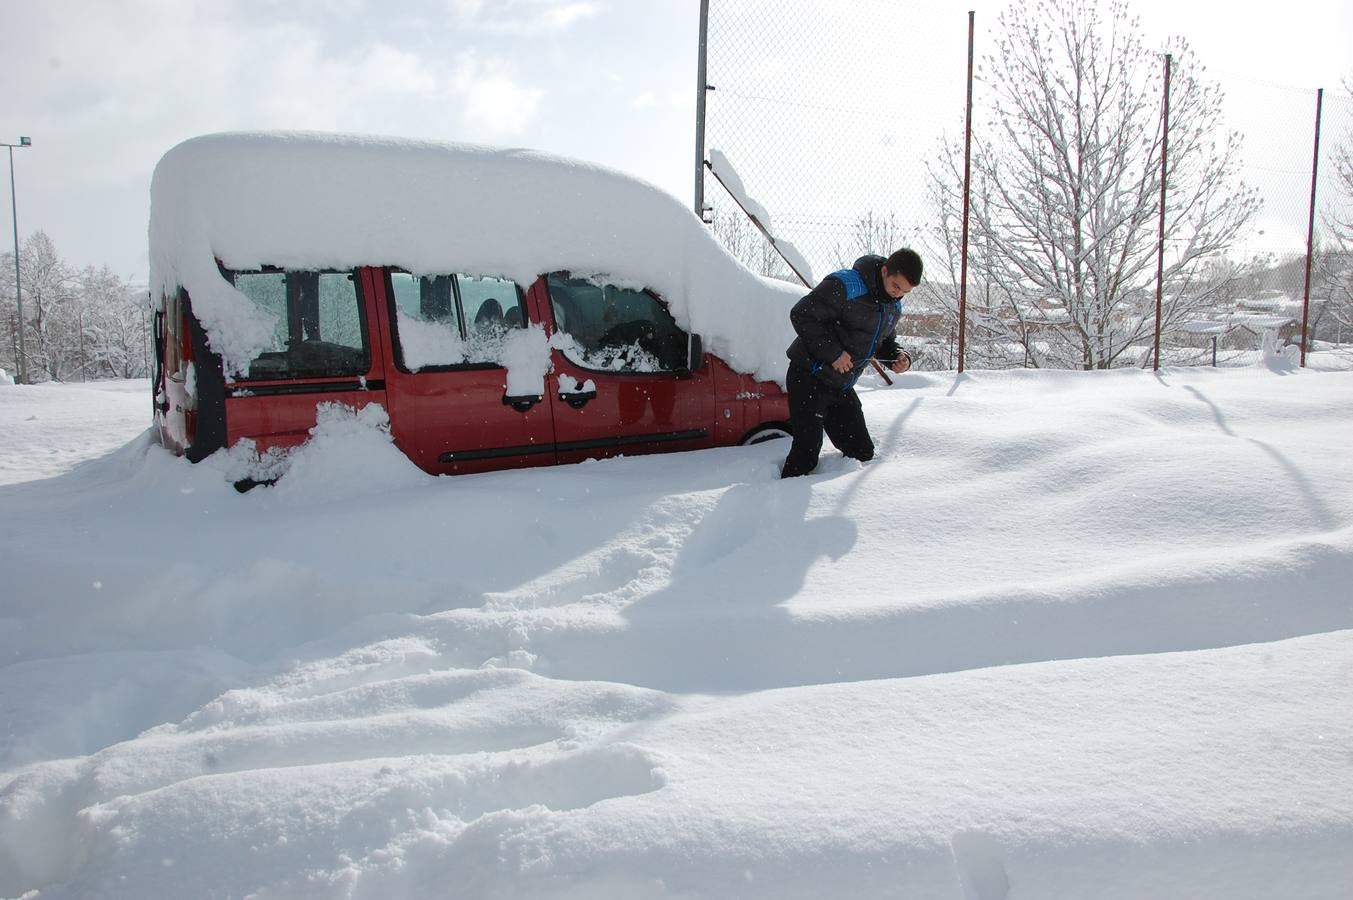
[780,248,922,478]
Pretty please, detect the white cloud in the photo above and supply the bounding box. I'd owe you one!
[351,44,441,96]
[542,2,599,29]
[450,0,600,35]
[451,60,545,137]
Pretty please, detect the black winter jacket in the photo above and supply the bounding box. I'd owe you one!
[786,254,904,390]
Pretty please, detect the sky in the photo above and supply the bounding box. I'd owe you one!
[0,0,1350,284]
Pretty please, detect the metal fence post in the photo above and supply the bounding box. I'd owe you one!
[6,141,28,384]
[957,10,975,375]
[1299,87,1324,368]
[694,0,711,219]
[1153,53,1171,372]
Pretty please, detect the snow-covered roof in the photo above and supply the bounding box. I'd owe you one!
[1181,313,1295,336]
[1237,294,1304,315]
[1181,321,1229,335]
[1228,313,1295,331]
[149,131,800,382]
[1016,302,1070,323]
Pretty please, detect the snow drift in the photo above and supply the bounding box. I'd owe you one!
[3,361,1353,897]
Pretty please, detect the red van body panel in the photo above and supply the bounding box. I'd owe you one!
[155,267,790,479]
[708,360,788,446]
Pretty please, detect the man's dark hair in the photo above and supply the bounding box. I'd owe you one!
[885,248,923,286]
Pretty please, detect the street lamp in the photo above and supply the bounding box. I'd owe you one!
[4,135,31,384]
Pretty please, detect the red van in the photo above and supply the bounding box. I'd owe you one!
[149,134,792,479]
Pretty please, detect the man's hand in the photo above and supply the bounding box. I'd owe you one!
[891,353,912,374]
[831,351,854,373]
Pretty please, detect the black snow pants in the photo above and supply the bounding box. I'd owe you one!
[779,364,875,478]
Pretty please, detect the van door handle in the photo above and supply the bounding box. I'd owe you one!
[502,393,542,413]
[559,389,597,409]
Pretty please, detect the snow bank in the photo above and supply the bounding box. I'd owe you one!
[221,401,430,498]
[149,132,801,381]
[4,367,1353,898]
[0,379,150,484]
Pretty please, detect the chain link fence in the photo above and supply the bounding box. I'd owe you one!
[1310,86,1353,364]
[700,0,1353,371]
[1156,75,1353,369]
[701,0,964,279]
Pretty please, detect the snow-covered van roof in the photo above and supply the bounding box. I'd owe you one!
[149,131,800,381]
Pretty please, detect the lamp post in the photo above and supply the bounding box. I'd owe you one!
[5,136,31,384]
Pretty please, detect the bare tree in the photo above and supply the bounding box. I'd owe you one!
[707,207,793,281]
[833,211,907,269]
[1311,77,1353,345]
[927,0,1259,369]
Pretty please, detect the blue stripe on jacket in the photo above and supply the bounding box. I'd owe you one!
[831,268,869,301]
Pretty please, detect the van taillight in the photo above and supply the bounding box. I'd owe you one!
[181,308,196,445]
[180,310,193,364]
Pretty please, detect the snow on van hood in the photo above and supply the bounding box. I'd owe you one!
[149,131,801,382]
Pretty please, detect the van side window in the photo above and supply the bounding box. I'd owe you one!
[227,269,370,381]
[546,274,688,373]
[387,272,524,371]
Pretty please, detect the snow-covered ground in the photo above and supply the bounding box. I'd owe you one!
[2,362,1352,899]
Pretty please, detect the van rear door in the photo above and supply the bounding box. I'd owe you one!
[222,267,388,456]
[374,269,556,475]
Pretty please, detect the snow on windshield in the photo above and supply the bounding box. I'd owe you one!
[149,132,802,384]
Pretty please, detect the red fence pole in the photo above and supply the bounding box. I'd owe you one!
[1299,87,1324,368]
[957,10,975,374]
[1153,53,1171,372]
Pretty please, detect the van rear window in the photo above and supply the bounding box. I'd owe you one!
[225,269,371,381]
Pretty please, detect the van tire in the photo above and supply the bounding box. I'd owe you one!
[739,423,791,446]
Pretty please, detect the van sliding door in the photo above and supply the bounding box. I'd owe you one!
[375,269,556,475]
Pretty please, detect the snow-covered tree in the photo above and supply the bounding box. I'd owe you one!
[1,251,17,377]
[927,0,1260,369]
[15,232,81,381]
[1,233,150,382]
[78,265,151,379]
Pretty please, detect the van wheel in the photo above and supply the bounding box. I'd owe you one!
[740,423,791,446]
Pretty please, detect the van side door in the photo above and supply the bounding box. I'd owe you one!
[375,268,556,475]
